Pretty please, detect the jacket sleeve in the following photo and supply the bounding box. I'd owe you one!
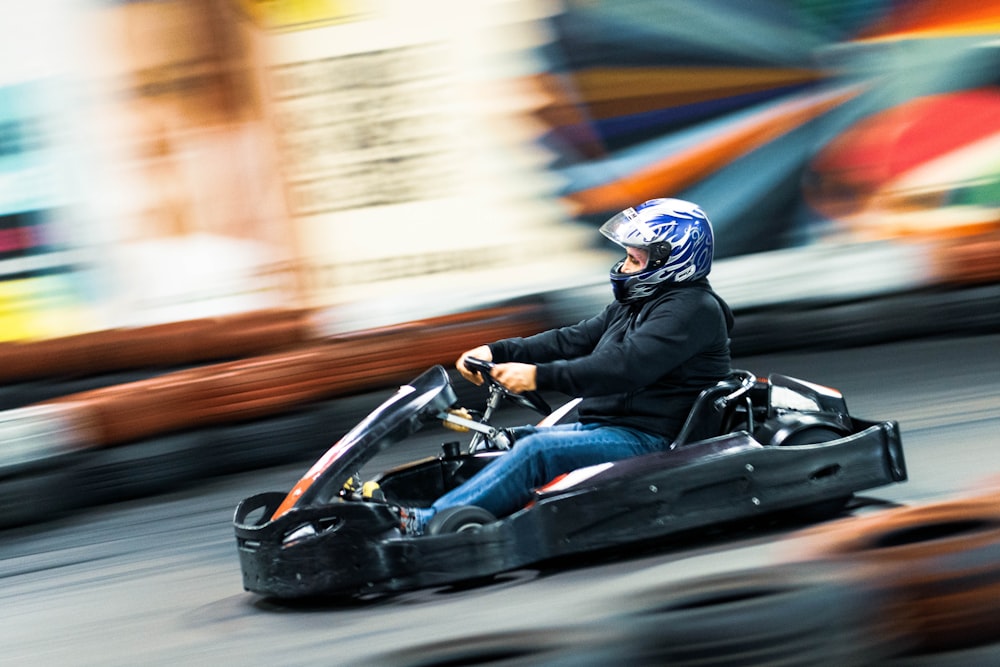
[488,306,611,364]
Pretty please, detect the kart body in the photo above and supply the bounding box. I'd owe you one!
[234,365,906,598]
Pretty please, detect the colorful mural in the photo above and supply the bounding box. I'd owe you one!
[532,0,1000,281]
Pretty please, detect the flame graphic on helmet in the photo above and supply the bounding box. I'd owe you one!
[602,199,714,304]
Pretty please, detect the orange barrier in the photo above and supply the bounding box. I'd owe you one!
[38,304,549,448]
[792,490,1000,654]
[0,309,316,381]
[935,229,1000,286]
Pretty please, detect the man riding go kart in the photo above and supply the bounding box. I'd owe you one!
[394,198,732,535]
[233,199,907,598]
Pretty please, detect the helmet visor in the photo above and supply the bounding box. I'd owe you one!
[599,207,662,248]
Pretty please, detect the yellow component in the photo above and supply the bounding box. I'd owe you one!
[343,475,361,493]
[236,0,368,32]
[442,408,472,432]
[361,480,381,499]
[0,276,95,342]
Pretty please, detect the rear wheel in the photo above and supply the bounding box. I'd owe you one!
[427,506,497,535]
[778,426,845,446]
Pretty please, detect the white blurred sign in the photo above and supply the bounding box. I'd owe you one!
[244,0,610,324]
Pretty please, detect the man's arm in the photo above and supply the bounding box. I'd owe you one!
[490,306,611,364]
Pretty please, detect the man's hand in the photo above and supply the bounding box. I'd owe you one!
[456,345,492,385]
[491,362,537,394]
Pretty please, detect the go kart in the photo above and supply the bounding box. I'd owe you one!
[233,360,907,599]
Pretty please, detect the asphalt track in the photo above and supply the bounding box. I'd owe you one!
[2,333,999,666]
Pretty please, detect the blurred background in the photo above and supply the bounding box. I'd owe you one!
[3,2,1000,664]
[2,0,998,341]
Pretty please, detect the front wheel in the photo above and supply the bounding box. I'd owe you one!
[426,506,497,535]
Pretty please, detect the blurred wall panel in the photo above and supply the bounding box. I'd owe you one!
[83,0,300,327]
[0,2,103,341]
[240,0,611,329]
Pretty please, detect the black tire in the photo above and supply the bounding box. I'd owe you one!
[426,506,497,535]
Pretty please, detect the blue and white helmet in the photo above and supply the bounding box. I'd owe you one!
[599,198,714,304]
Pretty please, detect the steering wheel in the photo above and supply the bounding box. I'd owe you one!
[464,357,552,416]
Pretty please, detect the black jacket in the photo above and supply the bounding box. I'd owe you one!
[489,279,734,439]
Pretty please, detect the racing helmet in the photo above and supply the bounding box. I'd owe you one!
[600,198,714,303]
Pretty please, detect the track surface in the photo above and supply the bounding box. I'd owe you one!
[3,334,999,665]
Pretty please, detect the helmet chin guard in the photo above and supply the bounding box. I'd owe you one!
[600,198,714,304]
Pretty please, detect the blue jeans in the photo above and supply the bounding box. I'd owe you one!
[430,422,670,519]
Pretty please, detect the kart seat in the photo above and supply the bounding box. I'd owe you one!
[672,370,756,447]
